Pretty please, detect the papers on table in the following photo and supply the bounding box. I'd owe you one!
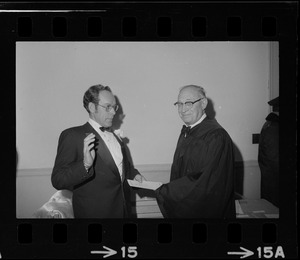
[235,200,244,215]
[236,199,279,218]
[127,180,163,190]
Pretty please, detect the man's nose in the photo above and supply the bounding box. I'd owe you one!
[181,105,189,113]
[110,108,117,115]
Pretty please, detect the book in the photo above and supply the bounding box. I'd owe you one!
[127,180,163,190]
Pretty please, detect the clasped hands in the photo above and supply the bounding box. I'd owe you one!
[83,133,146,182]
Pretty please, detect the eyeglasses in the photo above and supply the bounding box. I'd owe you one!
[97,103,119,112]
[174,98,204,110]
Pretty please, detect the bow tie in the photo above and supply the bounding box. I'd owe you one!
[100,126,112,132]
[181,125,191,137]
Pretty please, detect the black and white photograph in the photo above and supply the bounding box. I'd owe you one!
[16,41,280,219]
[0,1,297,259]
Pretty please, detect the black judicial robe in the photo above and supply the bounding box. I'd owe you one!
[155,117,236,218]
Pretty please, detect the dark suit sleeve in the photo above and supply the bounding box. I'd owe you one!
[51,129,94,190]
[122,142,140,180]
[155,129,236,218]
[129,166,140,179]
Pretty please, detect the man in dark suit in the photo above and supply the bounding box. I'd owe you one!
[51,84,144,218]
[258,96,279,207]
[155,85,236,218]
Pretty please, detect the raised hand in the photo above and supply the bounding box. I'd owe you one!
[83,133,96,169]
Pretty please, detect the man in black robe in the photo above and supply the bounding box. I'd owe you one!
[155,85,236,218]
[258,96,279,207]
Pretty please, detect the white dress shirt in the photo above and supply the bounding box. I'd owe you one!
[189,113,207,129]
[88,118,123,179]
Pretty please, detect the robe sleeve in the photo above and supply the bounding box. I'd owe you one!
[155,129,236,218]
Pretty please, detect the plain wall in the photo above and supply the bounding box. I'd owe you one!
[16,41,271,169]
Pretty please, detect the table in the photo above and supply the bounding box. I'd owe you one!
[236,199,279,218]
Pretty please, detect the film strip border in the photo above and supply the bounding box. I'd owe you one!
[6,220,287,258]
[0,2,298,259]
[16,15,277,39]
[16,222,277,244]
[0,2,297,40]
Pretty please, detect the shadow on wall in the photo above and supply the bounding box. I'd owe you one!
[205,97,216,119]
[112,96,126,135]
[206,97,244,198]
[112,95,133,164]
[112,95,130,143]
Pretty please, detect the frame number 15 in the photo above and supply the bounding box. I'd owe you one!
[121,246,138,258]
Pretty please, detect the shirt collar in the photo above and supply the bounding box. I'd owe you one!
[188,113,207,129]
[88,118,104,132]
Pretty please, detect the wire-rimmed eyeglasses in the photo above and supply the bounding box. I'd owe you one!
[97,103,119,112]
[174,98,204,110]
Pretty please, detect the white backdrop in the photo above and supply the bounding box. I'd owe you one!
[16,41,271,169]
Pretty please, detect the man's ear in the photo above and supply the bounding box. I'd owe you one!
[88,102,96,113]
[201,98,208,110]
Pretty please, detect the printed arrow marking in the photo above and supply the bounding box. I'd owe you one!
[227,247,254,259]
[91,246,117,258]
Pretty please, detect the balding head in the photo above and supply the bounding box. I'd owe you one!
[176,85,208,125]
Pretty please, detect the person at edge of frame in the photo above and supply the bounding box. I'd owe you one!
[154,84,236,218]
[51,84,145,218]
[258,96,279,208]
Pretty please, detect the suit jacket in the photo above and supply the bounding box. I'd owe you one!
[155,117,236,218]
[51,122,138,218]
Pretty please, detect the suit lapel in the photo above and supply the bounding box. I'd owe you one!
[83,123,121,180]
[113,132,128,182]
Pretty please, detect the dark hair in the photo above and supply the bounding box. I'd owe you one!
[83,84,112,113]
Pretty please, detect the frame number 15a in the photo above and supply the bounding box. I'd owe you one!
[257,246,285,258]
